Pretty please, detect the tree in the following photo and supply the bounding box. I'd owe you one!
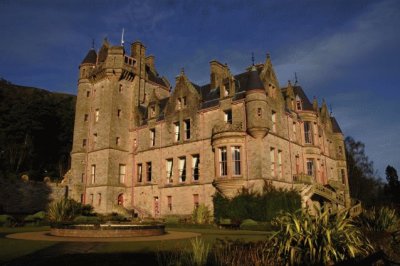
[345,136,382,206]
[385,165,400,203]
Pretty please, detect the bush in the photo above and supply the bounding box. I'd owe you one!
[213,186,301,223]
[24,211,47,225]
[358,206,399,232]
[0,214,16,227]
[47,198,93,222]
[164,215,180,225]
[270,208,373,265]
[73,215,100,224]
[192,204,211,224]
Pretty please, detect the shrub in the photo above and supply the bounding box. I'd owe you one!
[213,186,301,223]
[0,214,16,227]
[192,204,211,224]
[164,215,180,225]
[270,208,373,265]
[358,206,399,232]
[24,211,47,225]
[47,198,83,222]
[73,215,100,224]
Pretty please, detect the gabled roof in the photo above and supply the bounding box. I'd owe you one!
[330,117,343,133]
[281,85,314,111]
[81,49,97,65]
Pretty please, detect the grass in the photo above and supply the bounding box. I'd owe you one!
[0,224,271,265]
[0,226,57,263]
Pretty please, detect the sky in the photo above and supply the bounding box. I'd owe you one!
[0,0,399,178]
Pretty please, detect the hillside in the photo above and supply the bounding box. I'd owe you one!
[0,78,76,181]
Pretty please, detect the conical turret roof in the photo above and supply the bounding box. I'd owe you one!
[81,49,97,65]
[246,65,264,91]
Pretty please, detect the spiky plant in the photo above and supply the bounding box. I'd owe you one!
[359,206,399,232]
[47,198,81,222]
[269,208,373,265]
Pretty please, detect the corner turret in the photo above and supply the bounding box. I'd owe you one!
[245,65,268,138]
[79,48,97,80]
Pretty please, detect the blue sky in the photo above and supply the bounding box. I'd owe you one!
[0,0,399,177]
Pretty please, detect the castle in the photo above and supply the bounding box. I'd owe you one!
[69,38,352,217]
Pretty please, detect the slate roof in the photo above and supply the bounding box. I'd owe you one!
[146,65,168,88]
[246,66,264,91]
[281,85,314,111]
[330,117,343,133]
[81,49,97,64]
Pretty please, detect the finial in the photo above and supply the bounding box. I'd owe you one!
[288,80,292,87]
[251,52,255,66]
[329,104,333,116]
[294,72,298,85]
[181,67,185,75]
[266,52,270,59]
[121,28,125,46]
[91,39,95,50]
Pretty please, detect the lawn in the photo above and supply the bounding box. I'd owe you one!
[0,225,271,265]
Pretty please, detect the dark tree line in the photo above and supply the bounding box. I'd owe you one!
[0,79,76,181]
[345,136,399,207]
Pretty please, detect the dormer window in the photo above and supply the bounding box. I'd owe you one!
[176,97,187,110]
[150,105,156,118]
[296,95,302,110]
[223,85,229,97]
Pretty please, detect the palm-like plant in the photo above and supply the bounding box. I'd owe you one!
[358,206,399,232]
[47,198,81,222]
[270,208,373,265]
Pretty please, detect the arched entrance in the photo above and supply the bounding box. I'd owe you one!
[117,193,124,206]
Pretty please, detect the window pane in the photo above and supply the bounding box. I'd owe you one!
[219,147,227,176]
[231,146,241,175]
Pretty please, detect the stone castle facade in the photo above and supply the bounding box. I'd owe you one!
[69,39,351,217]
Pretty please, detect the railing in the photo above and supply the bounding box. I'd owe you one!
[293,173,313,184]
[312,183,345,205]
[328,179,345,190]
[349,200,362,217]
[212,122,244,135]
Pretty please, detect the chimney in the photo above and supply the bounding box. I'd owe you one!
[131,41,146,77]
[145,55,155,71]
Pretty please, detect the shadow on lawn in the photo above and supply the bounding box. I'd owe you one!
[5,252,160,266]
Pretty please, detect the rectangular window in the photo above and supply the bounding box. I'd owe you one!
[98,193,101,206]
[119,84,123,93]
[150,129,155,147]
[270,148,276,177]
[278,150,283,179]
[193,194,199,209]
[117,109,122,118]
[174,122,180,141]
[271,111,276,132]
[91,165,96,184]
[219,147,228,177]
[137,164,142,182]
[341,169,346,184]
[304,122,313,144]
[192,155,200,181]
[84,114,89,122]
[90,194,94,205]
[119,164,126,184]
[224,110,232,124]
[184,119,191,140]
[306,159,314,177]
[179,157,186,182]
[95,109,99,122]
[80,194,84,203]
[116,137,120,146]
[93,133,97,146]
[86,91,90,97]
[177,98,182,110]
[167,196,172,211]
[166,159,173,183]
[231,146,241,175]
[292,122,297,141]
[146,162,152,182]
[82,139,87,148]
[81,173,85,183]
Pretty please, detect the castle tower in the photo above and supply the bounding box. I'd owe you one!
[245,65,269,138]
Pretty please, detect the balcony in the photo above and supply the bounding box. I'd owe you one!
[212,122,245,144]
[293,173,313,184]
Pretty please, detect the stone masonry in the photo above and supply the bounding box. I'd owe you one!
[69,38,351,217]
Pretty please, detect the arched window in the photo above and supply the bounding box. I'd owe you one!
[117,193,124,206]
